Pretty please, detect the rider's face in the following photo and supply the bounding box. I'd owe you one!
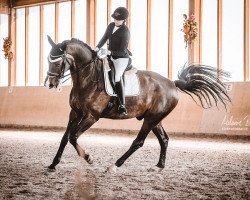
[114,19,124,26]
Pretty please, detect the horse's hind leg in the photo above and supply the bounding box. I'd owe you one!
[107,120,153,173]
[149,122,169,172]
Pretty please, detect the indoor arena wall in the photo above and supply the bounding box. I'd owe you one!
[0,82,249,136]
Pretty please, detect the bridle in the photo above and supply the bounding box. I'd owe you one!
[47,52,73,79]
[47,51,98,84]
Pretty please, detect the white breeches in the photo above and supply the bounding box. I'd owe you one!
[111,57,129,82]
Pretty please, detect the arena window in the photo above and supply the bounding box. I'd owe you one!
[75,0,87,43]
[58,1,72,86]
[96,0,108,50]
[222,0,244,81]
[43,3,55,85]
[0,14,9,86]
[202,0,218,69]
[28,6,40,86]
[172,0,189,80]
[16,8,25,86]
[151,0,169,78]
[1,0,249,87]
[130,0,147,71]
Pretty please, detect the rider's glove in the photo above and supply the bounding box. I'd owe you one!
[94,47,99,52]
[100,49,111,56]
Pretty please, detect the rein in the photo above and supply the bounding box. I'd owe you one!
[61,57,98,84]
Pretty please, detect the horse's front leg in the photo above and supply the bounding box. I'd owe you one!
[48,109,80,171]
[68,113,97,164]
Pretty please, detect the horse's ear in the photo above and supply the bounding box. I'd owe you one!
[47,35,56,47]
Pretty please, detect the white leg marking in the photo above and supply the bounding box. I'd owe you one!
[148,165,164,172]
[106,165,118,173]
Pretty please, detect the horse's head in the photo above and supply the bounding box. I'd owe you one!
[44,36,75,89]
[44,36,95,89]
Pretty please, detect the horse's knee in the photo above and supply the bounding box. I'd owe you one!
[160,136,168,149]
[164,131,169,141]
[131,140,144,150]
[69,136,77,146]
[163,132,169,147]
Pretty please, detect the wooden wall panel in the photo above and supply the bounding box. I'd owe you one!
[8,8,16,86]
[86,0,95,47]
[107,0,111,25]
[188,0,201,64]
[25,7,29,86]
[217,0,223,74]
[168,0,173,80]
[39,5,44,85]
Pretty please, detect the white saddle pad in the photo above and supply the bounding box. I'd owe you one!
[103,59,140,97]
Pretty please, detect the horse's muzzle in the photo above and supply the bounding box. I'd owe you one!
[44,76,59,89]
[44,76,54,89]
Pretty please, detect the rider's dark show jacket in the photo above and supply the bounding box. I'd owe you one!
[96,22,131,59]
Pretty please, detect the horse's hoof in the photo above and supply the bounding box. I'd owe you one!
[85,154,93,164]
[105,165,117,173]
[148,166,163,172]
[47,165,56,172]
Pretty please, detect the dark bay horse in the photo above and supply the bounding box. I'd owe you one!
[44,37,230,172]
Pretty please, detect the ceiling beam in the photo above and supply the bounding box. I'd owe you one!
[0,0,10,14]
[12,0,69,8]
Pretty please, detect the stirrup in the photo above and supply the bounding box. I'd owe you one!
[118,105,128,116]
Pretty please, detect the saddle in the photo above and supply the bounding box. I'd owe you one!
[102,58,140,97]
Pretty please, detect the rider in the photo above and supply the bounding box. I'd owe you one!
[94,7,131,116]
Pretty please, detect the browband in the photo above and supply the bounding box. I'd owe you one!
[48,55,63,63]
[48,53,75,63]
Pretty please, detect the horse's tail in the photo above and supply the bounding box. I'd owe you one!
[174,64,231,109]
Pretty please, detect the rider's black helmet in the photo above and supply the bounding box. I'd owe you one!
[111,7,129,20]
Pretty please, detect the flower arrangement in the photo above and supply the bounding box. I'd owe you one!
[3,37,13,61]
[182,14,198,48]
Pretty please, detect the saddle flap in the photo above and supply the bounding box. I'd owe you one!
[103,58,111,71]
[125,67,137,75]
[102,58,140,97]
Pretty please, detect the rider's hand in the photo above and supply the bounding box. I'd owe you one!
[94,47,99,52]
[101,49,111,56]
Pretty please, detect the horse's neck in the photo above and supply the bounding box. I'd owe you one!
[71,56,103,90]
[70,44,92,65]
[66,43,104,90]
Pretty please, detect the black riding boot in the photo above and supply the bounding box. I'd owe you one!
[115,80,128,116]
